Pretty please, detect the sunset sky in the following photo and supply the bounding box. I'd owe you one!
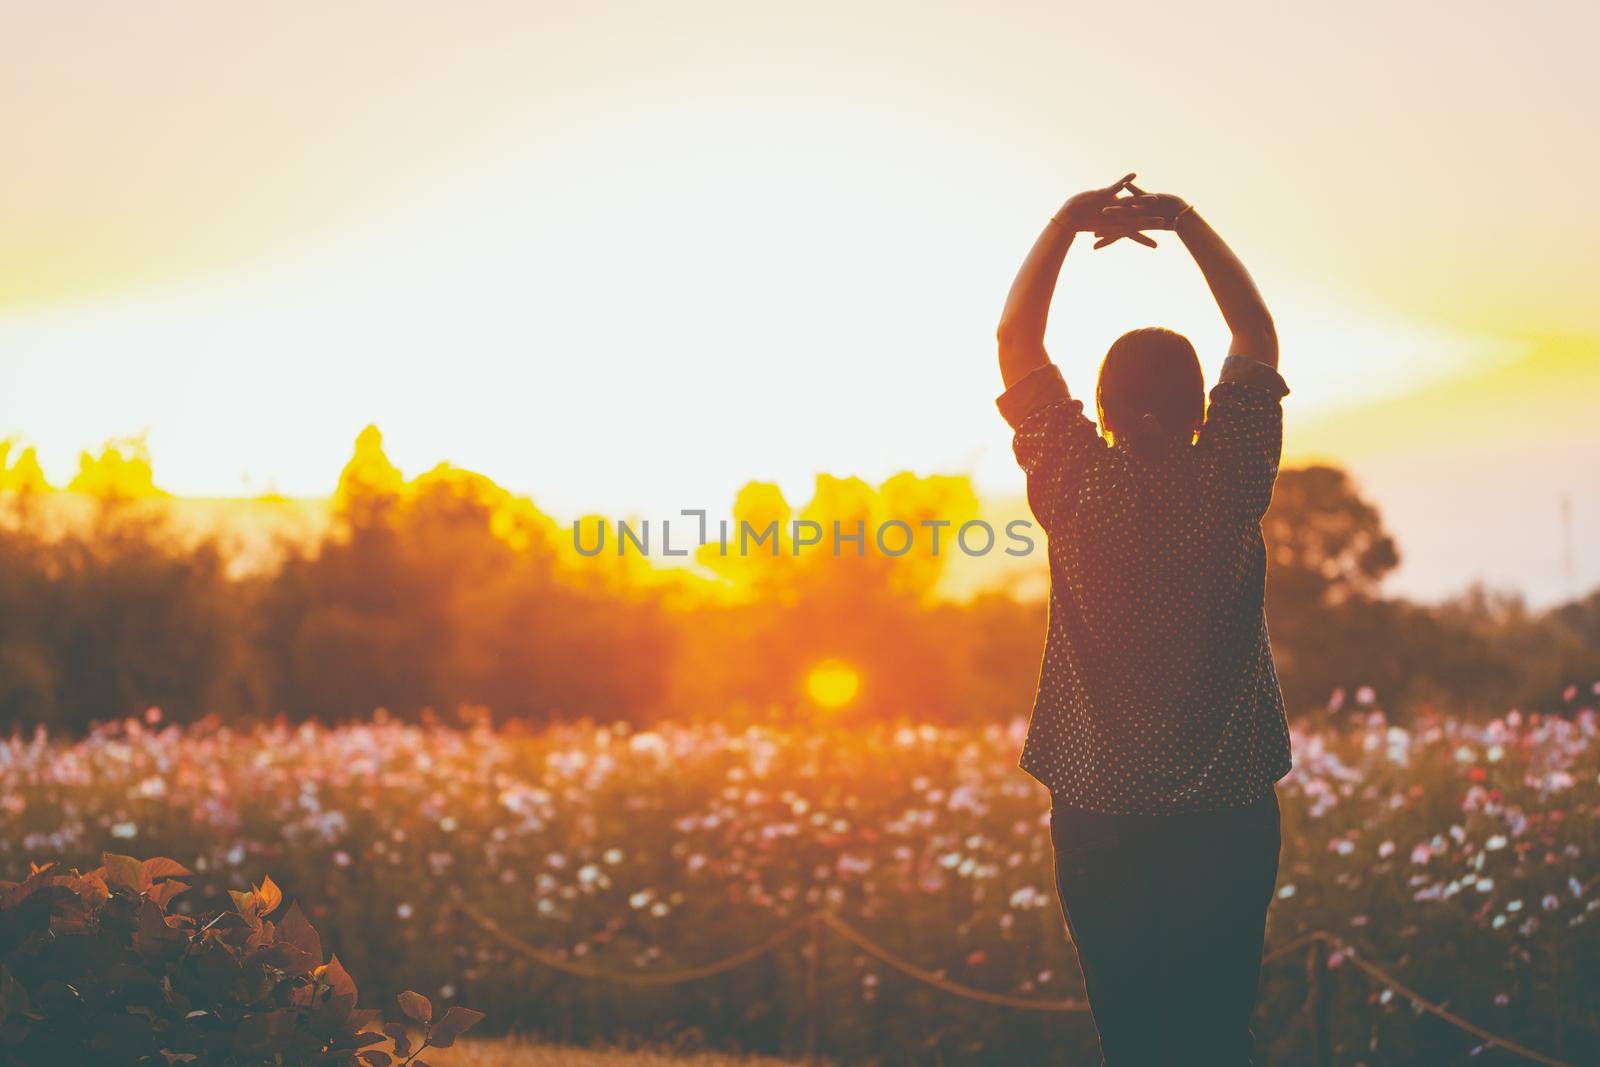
[2,1,1596,604]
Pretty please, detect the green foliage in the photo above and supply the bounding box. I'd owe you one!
[0,853,481,1066]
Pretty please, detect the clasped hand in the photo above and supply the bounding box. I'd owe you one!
[1055,173,1190,249]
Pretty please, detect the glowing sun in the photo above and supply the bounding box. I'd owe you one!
[805,659,861,711]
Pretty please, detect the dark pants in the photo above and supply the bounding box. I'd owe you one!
[1050,788,1281,1066]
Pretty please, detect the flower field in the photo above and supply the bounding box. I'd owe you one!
[2,701,1597,1066]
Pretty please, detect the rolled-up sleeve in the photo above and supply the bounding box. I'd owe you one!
[1200,356,1290,522]
[996,363,1103,532]
[996,363,1071,430]
[1217,354,1290,398]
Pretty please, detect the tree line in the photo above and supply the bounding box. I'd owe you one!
[0,429,1594,733]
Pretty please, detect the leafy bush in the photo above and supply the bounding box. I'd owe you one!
[0,853,482,1066]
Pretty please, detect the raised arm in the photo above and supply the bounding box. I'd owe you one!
[1098,186,1279,368]
[995,174,1140,389]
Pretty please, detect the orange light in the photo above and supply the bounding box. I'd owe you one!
[805,659,861,710]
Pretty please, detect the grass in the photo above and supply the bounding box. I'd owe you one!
[428,1038,814,1067]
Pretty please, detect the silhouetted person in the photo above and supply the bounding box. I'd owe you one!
[994,174,1292,1066]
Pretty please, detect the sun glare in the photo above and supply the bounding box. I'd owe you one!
[805,659,862,711]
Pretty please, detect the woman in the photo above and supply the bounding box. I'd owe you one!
[994,174,1293,1065]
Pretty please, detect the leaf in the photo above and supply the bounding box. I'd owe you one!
[161,976,192,1016]
[35,979,80,1016]
[142,857,193,881]
[254,941,319,975]
[246,917,275,951]
[277,901,322,960]
[229,889,260,923]
[427,1005,486,1048]
[254,874,283,916]
[134,900,187,958]
[318,954,358,1001]
[72,873,111,908]
[101,852,150,893]
[0,966,33,1020]
[148,880,189,908]
[195,940,243,985]
[358,1053,394,1067]
[307,992,357,1038]
[396,990,432,1024]
[383,1023,411,1057]
[49,897,94,937]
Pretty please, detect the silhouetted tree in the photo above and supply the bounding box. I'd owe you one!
[0,499,262,731]
[1264,465,1399,609]
[260,427,671,723]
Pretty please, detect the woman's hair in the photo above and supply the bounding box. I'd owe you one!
[1096,327,1205,444]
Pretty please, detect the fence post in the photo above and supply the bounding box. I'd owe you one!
[804,912,824,1063]
[1307,936,1331,1067]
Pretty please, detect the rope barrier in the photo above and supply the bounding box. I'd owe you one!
[1319,935,1575,1067]
[1258,928,1324,966]
[451,902,1578,1065]
[818,911,1089,1013]
[450,897,813,986]
[450,899,1087,1010]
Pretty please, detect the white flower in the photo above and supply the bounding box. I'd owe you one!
[1009,886,1040,909]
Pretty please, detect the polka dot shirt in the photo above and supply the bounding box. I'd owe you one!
[996,355,1294,815]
